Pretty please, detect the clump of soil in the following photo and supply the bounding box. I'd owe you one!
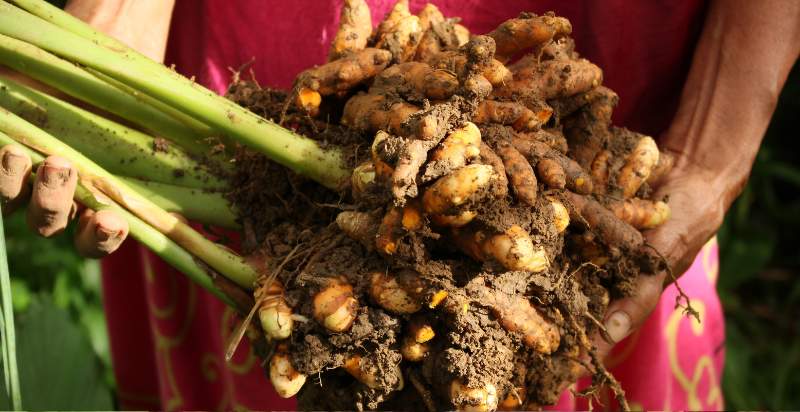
[222,8,676,412]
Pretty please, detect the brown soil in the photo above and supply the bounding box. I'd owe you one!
[221,13,672,411]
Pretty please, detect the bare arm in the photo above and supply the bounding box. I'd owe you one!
[597,0,800,351]
[65,0,176,61]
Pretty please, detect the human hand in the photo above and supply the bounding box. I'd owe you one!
[0,146,129,257]
[593,158,725,357]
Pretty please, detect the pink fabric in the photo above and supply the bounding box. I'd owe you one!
[102,1,724,410]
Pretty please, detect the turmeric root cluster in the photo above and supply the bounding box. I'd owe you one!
[245,1,674,410]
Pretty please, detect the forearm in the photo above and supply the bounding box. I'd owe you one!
[664,0,800,207]
[65,0,176,61]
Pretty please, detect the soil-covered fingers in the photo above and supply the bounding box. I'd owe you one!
[74,208,130,258]
[592,271,666,359]
[0,144,33,215]
[27,155,78,237]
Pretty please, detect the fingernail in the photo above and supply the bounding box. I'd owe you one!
[39,164,71,187]
[2,151,27,174]
[95,227,117,242]
[604,311,631,343]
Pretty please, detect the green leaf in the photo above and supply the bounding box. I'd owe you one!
[2,300,112,410]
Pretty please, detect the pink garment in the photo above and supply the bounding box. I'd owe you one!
[102,1,725,410]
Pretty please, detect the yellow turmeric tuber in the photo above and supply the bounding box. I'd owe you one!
[344,353,403,389]
[495,140,538,207]
[450,379,499,412]
[255,280,293,340]
[374,0,423,63]
[536,158,566,189]
[417,3,445,31]
[375,200,423,256]
[430,210,478,227]
[425,122,482,180]
[473,100,552,131]
[616,135,659,198]
[422,164,497,215]
[296,47,391,95]
[478,142,509,199]
[341,93,420,134]
[425,50,512,87]
[350,161,377,199]
[549,197,570,233]
[510,133,593,194]
[564,192,643,252]
[609,198,671,230]
[487,13,572,62]
[372,61,459,100]
[498,387,526,411]
[328,0,373,61]
[371,130,396,183]
[369,271,424,314]
[496,57,603,101]
[452,224,549,273]
[400,335,429,361]
[312,277,359,333]
[270,345,307,398]
[589,149,611,194]
[336,210,379,250]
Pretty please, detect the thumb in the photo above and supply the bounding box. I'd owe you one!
[593,271,666,359]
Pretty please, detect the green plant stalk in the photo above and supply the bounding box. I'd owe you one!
[0,33,221,159]
[0,1,351,191]
[0,75,223,189]
[0,207,21,410]
[0,108,258,289]
[0,130,239,308]
[122,178,238,229]
[0,121,236,227]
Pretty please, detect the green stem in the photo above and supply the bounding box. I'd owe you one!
[0,208,21,411]
[122,178,238,229]
[0,130,239,308]
[0,33,222,160]
[0,107,258,289]
[0,75,223,189]
[0,1,351,191]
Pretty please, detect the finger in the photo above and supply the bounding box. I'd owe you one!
[593,271,666,359]
[27,156,78,237]
[74,209,129,258]
[0,145,33,215]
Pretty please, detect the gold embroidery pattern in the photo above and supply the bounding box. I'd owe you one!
[665,299,723,410]
[702,237,719,285]
[144,252,198,411]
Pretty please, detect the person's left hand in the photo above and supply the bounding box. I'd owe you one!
[592,157,726,357]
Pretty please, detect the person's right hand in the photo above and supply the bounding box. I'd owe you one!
[0,145,129,257]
